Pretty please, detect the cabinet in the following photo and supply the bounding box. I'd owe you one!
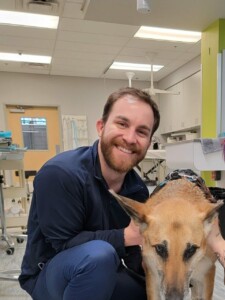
[159,72,201,134]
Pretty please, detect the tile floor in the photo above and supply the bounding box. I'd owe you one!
[0,236,31,300]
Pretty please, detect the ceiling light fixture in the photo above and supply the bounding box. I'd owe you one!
[0,10,59,29]
[0,53,52,64]
[137,0,151,14]
[135,26,201,43]
[109,62,163,72]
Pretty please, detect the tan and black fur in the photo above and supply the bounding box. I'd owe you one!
[110,178,223,300]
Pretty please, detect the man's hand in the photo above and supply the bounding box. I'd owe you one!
[124,219,142,246]
[207,217,225,284]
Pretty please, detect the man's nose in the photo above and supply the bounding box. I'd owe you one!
[123,129,137,144]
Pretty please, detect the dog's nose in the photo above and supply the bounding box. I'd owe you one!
[166,288,184,300]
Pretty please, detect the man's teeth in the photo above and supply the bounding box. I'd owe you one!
[118,146,132,154]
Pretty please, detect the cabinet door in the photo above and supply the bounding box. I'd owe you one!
[159,83,183,134]
[182,72,201,128]
[159,72,201,134]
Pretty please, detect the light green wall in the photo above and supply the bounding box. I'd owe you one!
[219,19,225,51]
[201,19,225,137]
[201,19,225,185]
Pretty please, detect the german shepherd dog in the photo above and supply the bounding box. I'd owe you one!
[110,169,223,300]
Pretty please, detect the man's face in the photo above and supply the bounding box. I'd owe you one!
[97,95,154,173]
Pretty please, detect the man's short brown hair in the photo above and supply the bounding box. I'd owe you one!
[102,87,160,138]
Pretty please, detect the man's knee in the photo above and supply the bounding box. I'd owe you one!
[44,240,120,299]
[77,240,120,274]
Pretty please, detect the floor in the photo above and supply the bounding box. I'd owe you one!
[0,236,31,300]
[0,236,225,299]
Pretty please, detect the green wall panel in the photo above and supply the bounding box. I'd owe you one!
[201,19,225,186]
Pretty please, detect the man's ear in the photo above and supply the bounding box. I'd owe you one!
[96,119,104,137]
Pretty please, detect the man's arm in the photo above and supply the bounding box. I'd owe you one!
[34,164,126,256]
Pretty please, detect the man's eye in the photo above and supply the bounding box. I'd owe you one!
[138,130,149,137]
[117,122,127,128]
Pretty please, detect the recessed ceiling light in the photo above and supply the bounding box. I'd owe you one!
[135,26,201,43]
[109,62,163,72]
[0,10,59,29]
[0,53,52,64]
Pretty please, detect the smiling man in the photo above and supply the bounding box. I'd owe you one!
[19,87,160,300]
[97,92,156,191]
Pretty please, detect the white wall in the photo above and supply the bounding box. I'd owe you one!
[1,59,224,186]
[0,57,202,146]
[158,56,201,90]
[0,72,149,145]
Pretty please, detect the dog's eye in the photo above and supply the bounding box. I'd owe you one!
[183,244,199,261]
[154,244,168,259]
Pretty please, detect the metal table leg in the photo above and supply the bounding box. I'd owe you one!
[0,269,20,281]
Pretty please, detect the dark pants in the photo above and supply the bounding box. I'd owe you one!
[31,240,147,300]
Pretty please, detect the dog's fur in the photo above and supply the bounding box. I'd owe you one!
[110,178,223,300]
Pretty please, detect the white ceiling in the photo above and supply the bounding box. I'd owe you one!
[0,0,225,83]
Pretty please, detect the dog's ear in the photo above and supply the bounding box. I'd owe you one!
[109,189,147,226]
[198,200,224,234]
[201,200,223,221]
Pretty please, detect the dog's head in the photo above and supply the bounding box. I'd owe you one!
[110,179,223,299]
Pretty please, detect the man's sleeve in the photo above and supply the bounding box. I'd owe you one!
[34,164,126,257]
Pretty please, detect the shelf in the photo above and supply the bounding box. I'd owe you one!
[145,149,166,160]
[161,125,200,136]
[0,215,28,228]
[3,187,26,199]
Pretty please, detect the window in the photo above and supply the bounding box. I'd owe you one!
[21,117,48,150]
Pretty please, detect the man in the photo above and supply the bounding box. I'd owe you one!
[19,87,160,300]
[19,87,225,299]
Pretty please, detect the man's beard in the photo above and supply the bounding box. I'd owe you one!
[100,134,148,173]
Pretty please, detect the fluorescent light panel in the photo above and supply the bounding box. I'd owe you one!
[0,53,51,64]
[110,62,163,72]
[135,26,201,43]
[0,10,59,29]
